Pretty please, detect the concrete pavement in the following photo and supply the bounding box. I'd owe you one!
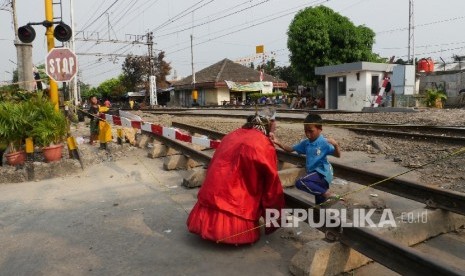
[0,148,299,276]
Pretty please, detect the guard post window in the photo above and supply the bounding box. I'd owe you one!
[371,75,380,95]
[338,76,346,96]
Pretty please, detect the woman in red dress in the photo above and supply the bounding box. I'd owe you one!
[187,110,285,244]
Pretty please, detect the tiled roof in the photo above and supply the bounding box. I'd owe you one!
[174,58,287,89]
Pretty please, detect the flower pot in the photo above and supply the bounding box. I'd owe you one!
[6,151,26,166]
[42,144,64,163]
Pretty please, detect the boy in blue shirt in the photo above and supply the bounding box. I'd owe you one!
[272,114,341,204]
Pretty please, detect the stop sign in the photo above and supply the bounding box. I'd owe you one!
[45,48,78,82]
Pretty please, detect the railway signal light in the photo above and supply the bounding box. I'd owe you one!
[17,22,73,43]
[18,25,36,43]
[54,22,72,42]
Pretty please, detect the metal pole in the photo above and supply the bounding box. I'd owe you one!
[408,0,415,65]
[12,0,18,42]
[70,0,79,107]
[45,0,59,111]
[190,34,195,86]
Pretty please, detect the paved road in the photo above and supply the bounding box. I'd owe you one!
[0,148,299,276]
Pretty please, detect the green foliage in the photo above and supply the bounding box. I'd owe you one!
[424,89,447,108]
[274,65,300,91]
[29,93,68,147]
[0,101,27,151]
[36,64,50,85]
[287,6,378,83]
[0,89,34,102]
[79,81,93,100]
[0,93,68,151]
[102,75,126,99]
[248,92,283,101]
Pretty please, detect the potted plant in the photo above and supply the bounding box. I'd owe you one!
[424,89,447,108]
[0,101,27,165]
[31,99,68,162]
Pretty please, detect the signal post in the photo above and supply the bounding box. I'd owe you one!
[45,0,59,111]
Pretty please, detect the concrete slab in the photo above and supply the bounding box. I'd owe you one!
[135,133,152,148]
[147,144,180,159]
[279,168,306,188]
[182,168,207,188]
[163,154,202,170]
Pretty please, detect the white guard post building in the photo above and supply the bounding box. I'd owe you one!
[315,62,417,111]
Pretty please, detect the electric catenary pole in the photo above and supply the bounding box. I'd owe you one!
[147,32,157,106]
[407,0,415,65]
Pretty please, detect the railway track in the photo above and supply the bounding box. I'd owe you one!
[171,121,465,215]
[143,109,465,144]
[140,121,465,275]
[99,110,465,274]
[343,125,465,144]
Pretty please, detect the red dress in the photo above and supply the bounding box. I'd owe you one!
[187,128,285,244]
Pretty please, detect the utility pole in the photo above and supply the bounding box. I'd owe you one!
[13,0,34,91]
[106,13,111,40]
[190,34,196,86]
[12,0,18,41]
[147,32,157,106]
[45,0,59,111]
[70,0,79,107]
[407,0,415,65]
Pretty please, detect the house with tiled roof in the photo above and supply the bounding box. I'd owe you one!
[171,58,288,106]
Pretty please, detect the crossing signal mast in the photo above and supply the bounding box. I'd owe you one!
[18,21,73,44]
[16,0,75,111]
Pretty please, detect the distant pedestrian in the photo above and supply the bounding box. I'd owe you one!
[88,96,100,145]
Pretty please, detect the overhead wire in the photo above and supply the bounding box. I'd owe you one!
[79,0,122,31]
[157,0,256,34]
[78,0,110,31]
[156,0,271,38]
[166,0,329,55]
[152,0,214,32]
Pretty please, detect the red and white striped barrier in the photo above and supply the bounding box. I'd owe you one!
[100,113,221,149]
[373,77,390,107]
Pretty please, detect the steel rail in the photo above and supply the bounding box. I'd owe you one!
[129,107,360,114]
[171,121,465,216]
[345,126,465,142]
[285,189,465,276]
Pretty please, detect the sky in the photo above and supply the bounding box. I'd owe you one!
[1,0,465,87]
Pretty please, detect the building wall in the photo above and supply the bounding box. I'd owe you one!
[420,71,465,105]
[325,71,385,111]
[216,87,230,105]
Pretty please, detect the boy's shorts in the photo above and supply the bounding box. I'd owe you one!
[295,172,329,204]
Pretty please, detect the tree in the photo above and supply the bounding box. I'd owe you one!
[121,51,172,92]
[274,65,299,91]
[96,76,126,100]
[257,59,276,75]
[79,81,92,100]
[287,6,379,84]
